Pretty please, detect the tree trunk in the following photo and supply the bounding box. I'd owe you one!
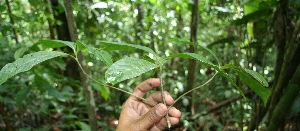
[44,0,55,39]
[63,0,98,130]
[147,6,155,52]
[50,0,80,80]
[5,0,19,44]
[136,3,144,45]
[63,0,78,42]
[176,8,183,38]
[268,1,288,119]
[267,1,300,126]
[186,0,198,115]
[268,65,300,131]
[248,0,300,130]
[130,1,144,46]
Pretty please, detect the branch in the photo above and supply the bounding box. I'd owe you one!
[186,0,199,114]
[206,91,251,113]
[5,0,19,44]
[63,0,97,130]
[44,0,55,39]
[168,72,218,111]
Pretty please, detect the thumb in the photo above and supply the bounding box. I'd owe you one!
[136,103,167,130]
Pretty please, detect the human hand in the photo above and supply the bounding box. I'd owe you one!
[116,78,181,131]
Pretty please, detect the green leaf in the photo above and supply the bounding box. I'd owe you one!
[167,53,219,70]
[75,121,91,131]
[91,82,110,101]
[149,0,157,4]
[232,8,272,25]
[98,85,110,101]
[218,65,269,103]
[82,43,113,67]
[234,69,271,105]
[14,47,28,59]
[62,114,78,119]
[105,57,159,85]
[76,41,86,51]
[219,70,246,98]
[171,38,220,66]
[37,40,76,51]
[15,87,31,104]
[34,73,65,100]
[244,0,260,15]
[198,46,221,66]
[220,63,235,70]
[0,5,6,12]
[36,40,65,49]
[170,38,196,45]
[207,36,237,47]
[43,84,64,100]
[99,41,157,57]
[244,68,269,87]
[0,51,68,85]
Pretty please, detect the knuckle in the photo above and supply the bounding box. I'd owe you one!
[148,110,158,124]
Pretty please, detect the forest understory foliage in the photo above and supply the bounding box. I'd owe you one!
[0,0,300,131]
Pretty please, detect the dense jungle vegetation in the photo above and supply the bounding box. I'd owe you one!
[0,0,300,130]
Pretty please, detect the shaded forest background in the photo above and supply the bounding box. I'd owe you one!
[0,0,300,130]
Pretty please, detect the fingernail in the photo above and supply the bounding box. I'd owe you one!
[156,104,166,116]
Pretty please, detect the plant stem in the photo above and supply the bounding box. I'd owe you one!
[159,66,171,129]
[167,72,218,111]
[74,52,98,131]
[89,75,156,107]
[71,55,156,107]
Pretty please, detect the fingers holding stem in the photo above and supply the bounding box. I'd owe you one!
[159,66,171,129]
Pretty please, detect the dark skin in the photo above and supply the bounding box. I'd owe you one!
[117,78,181,131]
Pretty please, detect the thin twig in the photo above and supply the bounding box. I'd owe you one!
[167,72,218,111]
